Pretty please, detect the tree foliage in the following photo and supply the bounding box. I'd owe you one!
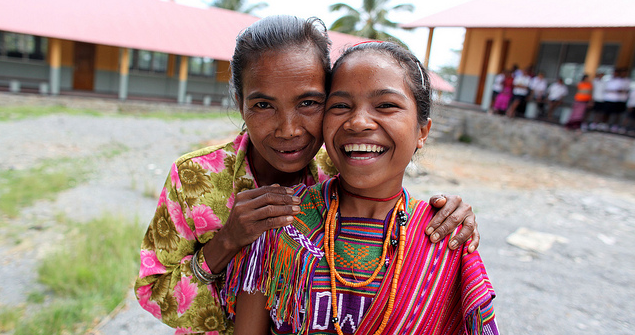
[329,0,414,46]
[209,0,267,15]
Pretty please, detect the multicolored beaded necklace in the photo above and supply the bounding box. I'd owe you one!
[324,184,408,335]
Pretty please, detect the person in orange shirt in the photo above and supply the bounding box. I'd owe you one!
[567,74,593,130]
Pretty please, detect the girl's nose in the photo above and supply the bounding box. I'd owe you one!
[343,107,376,132]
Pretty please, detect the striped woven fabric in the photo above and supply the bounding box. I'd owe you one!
[273,203,399,333]
[355,199,497,334]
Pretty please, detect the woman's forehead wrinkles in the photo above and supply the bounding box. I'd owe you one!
[298,91,326,100]
[246,92,275,101]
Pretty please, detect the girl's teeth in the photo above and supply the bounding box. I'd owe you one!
[345,144,384,153]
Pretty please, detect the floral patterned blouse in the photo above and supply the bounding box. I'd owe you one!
[134,132,336,334]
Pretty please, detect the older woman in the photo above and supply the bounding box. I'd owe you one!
[135,15,479,334]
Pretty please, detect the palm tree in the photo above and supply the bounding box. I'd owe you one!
[329,0,414,44]
[209,0,267,15]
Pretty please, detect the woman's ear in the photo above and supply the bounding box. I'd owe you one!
[417,118,432,149]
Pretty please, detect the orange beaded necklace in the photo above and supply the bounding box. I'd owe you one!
[323,186,408,335]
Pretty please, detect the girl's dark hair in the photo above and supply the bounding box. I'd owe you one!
[231,15,332,104]
[331,42,432,125]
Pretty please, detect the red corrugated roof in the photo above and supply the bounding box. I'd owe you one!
[403,0,635,28]
[0,0,379,62]
[429,71,455,93]
[0,0,454,91]
[0,0,260,60]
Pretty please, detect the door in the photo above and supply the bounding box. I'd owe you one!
[73,42,95,91]
[475,40,493,105]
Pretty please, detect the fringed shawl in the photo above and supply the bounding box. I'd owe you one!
[223,180,330,332]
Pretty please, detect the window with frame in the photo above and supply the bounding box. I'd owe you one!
[535,42,589,85]
[129,49,168,73]
[536,42,622,83]
[188,57,215,77]
[0,31,47,61]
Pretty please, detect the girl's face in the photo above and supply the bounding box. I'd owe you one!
[323,52,431,196]
[239,48,326,176]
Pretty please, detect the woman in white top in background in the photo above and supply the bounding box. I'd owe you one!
[546,77,569,121]
[529,72,548,116]
[506,67,531,118]
[489,71,505,114]
[603,68,630,132]
[588,72,605,130]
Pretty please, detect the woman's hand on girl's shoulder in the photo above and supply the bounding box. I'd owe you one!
[426,194,479,253]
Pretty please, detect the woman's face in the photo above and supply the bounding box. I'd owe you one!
[323,52,430,196]
[239,47,326,175]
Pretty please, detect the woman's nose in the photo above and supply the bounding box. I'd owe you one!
[275,112,302,138]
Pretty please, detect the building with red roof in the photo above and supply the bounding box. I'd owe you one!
[0,0,454,105]
[403,0,635,110]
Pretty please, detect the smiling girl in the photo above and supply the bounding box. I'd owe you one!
[226,41,498,335]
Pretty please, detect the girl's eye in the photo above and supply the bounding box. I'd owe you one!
[327,102,349,110]
[378,102,399,109]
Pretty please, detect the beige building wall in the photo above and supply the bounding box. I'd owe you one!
[456,27,635,107]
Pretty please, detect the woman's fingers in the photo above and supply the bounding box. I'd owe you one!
[248,203,301,230]
[426,194,461,238]
[467,225,480,253]
[235,185,298,207]
[224,186,302,248]
[427,195,480,252]
[448,211,477,251]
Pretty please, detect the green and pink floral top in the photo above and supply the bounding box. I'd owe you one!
[134,132,336,334]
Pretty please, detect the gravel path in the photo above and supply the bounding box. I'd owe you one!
[1,107,633,335]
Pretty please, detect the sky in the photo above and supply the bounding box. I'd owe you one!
[175,0,472,71]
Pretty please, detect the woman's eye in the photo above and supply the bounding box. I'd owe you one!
[300,100,319,107]
[254,102,271,109]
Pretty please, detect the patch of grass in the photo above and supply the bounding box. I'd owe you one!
[14,215,145,335]
[0,104,243,123]
[0,159,88,217]
[0,305,24,332]
[143,180,160,199]
[458,134,473,143]
[99,142,130,159]
[14,299,96,335]
[121,108,242,121]
[27,291,46,304]
[0,105,102,121]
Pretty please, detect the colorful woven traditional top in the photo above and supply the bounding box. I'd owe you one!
[272,207,397,333]
[223,177,499,335]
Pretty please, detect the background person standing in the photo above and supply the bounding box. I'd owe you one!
[567,74,592,130]
[546,78,569,122]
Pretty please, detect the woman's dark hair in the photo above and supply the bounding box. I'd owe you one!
[331,42,432,125]
[231,15,332,104]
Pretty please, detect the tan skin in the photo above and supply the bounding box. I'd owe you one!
[235,50,442,335]
[203,46,479,280]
